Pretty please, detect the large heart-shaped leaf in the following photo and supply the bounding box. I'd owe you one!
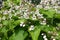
[9,30,28,40]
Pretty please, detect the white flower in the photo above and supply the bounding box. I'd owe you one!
[15,6,20,10]
[3,10,8,15]
[43,35,46,38]
[56,33,59,36]
[51,0,55,5]
[43,35,48,40]
[32,17,36,20]
[51,36,54,38]
[23,24,25,27]
[53,38,56,40]
[20,22,24,26]
[8,13,12,19]
[38,13,43,16]
[40,22,43,24]
[48,31,51,33]
[41,33,44,35]
[53,6,58,9]
[20,22,25,27]
[40,22,46,25]
[20,23,23,27]
[36,5,42,8]
[43,21,46,23]
[25,4,27,5]
[44,18,46,21]
[37,13,44,19]
[44,38,48,40]
[44,6,50,10]
[12,10,15,13]
[25,9,28,12]
[58,2,60,5]
[2,16,6,20]
[31,25,34,27]
[32,14,36,20]
[29,0,31,3]
[29,25,34,31]
[23,12,29,19]
[14,13,17,16]
[35,9,40,14]
[8,10,11,13]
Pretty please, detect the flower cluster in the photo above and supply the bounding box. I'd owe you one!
[0,0,60,40]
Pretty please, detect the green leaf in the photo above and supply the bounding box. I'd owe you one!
[7,19,26,29]
[1,27,8,40]
[14,19,26,26]
[9,30,28,40]
[12,0,21,5]
[28,26,41,40]
[56,32,60,39]
[40,8,56,18]
[42,25,57,32]
[11,16,19,20]
[1,27,8,33]
[55,14,60,19]
[2,20,8,26]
